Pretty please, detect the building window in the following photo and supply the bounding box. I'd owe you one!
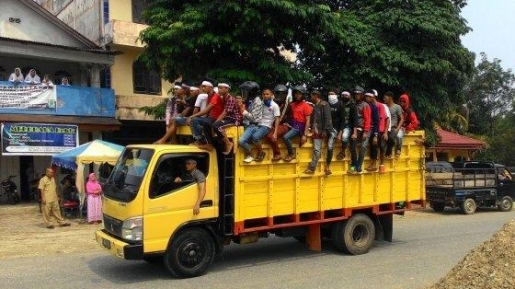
[133,61,161,95]
[101,68,111,89]
[132,0,149,24]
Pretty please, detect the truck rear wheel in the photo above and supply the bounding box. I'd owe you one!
[498,196,513,212]
[164,228,215,278]
[461,198,477,214]
[331,214,375,255]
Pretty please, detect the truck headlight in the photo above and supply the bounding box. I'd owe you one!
[122,216,143,241]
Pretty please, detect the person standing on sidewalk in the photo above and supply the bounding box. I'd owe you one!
[86,173,103,224]
[38,168,71,229]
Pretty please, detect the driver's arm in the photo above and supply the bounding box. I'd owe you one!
[193,181,206,215]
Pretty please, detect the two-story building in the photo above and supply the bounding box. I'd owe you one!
[35,0,173,145]
[1,0,119,200]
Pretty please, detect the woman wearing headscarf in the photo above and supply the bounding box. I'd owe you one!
[86,173,102,224]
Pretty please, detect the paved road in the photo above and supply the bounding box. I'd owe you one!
[2,209,514,289]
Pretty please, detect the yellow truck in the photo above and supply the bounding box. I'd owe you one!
[95,127,425,278]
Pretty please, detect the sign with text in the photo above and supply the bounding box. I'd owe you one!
[0,85,56,109]
[1,123,78,156]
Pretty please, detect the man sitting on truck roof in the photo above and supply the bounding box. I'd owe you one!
[212,82,242,155]
[239,87,281,163]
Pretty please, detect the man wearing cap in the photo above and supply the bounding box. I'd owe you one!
[155,83,195,144]
[174,159,206,215]
[336,91,356,161]
[348,86,371,173]
[212,82,242,155]
[304,90,333,174]
[187,80,224,150]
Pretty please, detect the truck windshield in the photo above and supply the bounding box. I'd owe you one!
[103,148,154,202]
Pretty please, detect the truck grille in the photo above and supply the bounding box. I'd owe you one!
[103,214,123,237]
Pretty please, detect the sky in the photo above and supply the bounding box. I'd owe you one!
[460,1,515,72]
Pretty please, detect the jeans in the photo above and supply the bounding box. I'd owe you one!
[326,128,337,166]
[238,125,270,153]
[283,128,301,156]
[396,128,404,152]
[212,117,236,138]
[349,130,370,169]
[308,138,323,170]
[190,117,214,143]
[386,128,398,156]
[340,127,351,151]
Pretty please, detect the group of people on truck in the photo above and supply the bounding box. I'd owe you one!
[155,80,419,174]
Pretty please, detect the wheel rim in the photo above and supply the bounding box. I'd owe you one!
[351,224,369,247]
[465,199,475,212]
[501,198,512,210]
[177,239,206,269]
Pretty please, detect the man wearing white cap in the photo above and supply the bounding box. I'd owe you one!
[155,83,196,144]
[187,80,224,150]
[212,82,242,155]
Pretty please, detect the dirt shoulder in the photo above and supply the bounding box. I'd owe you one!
[0,203,102,260]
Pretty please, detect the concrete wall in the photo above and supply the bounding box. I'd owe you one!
[0,0,84,47]
[109,0,133,22]
[55,0,103,45]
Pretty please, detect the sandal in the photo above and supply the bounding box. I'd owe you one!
[283,155,295,162]
[271,155,282,162]
[325,169,332,176]
[255,151,266,162]
[303,169,315,174]
[395,150,401,157]
[336,151,345,160]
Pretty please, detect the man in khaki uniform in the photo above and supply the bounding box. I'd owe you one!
[38,168,70,229]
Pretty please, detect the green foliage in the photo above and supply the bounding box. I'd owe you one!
[138,0,475,136]
[464,53,515,136]
[139,99,167,120]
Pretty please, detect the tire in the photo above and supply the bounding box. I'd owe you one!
[164,228,215,278]
[331,214,375,255]
[431,202,445,212]
[461,198,477,215]
[498,196,513,212]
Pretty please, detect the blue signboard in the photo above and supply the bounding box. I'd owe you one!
[1,123,78,156]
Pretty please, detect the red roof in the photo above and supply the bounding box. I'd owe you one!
[433,128,486,150]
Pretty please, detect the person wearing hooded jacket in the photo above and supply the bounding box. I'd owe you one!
[397,93,419,156]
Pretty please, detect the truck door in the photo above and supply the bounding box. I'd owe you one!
[142,152,217,253]
[496,166,515,198]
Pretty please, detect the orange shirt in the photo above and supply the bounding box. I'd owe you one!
[289,101,313,123]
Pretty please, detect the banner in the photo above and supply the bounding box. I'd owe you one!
[0,85,56,109]
[1,123,78,156]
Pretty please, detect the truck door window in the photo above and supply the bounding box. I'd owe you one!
[150,153,209,198]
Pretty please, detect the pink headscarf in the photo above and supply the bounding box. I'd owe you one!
[86,173,102,195]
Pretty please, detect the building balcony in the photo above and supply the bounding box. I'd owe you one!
[103,19,148,48]
[0,81,119,131]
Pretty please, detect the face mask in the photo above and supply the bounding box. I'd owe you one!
[328,94,338,105]
[263,99,272,107]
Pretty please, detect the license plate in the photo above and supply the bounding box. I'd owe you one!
[102,238,111,249]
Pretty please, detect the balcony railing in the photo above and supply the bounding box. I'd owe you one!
[0,81,115,118]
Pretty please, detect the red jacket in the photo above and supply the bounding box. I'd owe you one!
[399,94,419,131]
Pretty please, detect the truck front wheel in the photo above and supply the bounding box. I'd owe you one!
[331,214,375,255]
[498,196,513,212]
[164,228,215,278]
[461,198,477,214]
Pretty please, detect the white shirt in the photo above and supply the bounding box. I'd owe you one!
[258,100,280,128]
[25,73,41,84]
[382,103,391,132]
[194,93,208,111]
[9,72,24,83]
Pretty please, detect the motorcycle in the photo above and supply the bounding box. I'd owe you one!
[1,175,21,205]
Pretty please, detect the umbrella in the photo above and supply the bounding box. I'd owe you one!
[51,140,124,218]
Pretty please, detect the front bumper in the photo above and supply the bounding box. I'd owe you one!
[95,229,143,260]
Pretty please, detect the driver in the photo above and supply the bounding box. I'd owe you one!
[174,159,206,215]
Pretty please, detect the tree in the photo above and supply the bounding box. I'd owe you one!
[464,53,515,136]
[138,0,475,142]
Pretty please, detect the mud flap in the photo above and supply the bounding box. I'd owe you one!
[374,214,393,242]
